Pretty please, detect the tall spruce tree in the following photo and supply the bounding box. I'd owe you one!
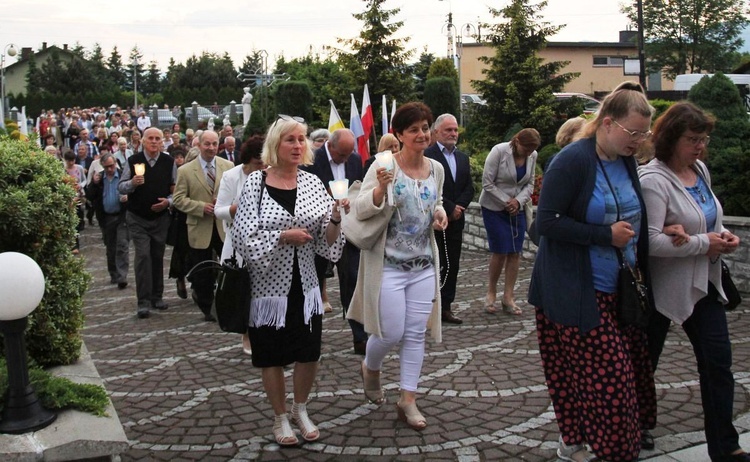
[337,0,415,107]
[107,46,126,89]
[472,0,577,146]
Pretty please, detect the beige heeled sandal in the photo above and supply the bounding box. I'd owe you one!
[361,361,385,405]
[396,400,427,431]
[291,402,320,442]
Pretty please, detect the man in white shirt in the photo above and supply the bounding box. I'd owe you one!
[136,111,151,133]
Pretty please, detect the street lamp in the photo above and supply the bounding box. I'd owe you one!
[0,252,57,434]
[1,43,18,128]
[132,57,138,112]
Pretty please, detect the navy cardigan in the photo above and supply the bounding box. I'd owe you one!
[527,137,653,333]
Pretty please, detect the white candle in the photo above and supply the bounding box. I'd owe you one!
[375,150,394,171]
[329,179,349,200]
[133,163,145,176]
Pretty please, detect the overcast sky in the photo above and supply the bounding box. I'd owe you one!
[1,0,748,71]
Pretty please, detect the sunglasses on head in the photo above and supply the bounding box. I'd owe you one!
[277,114,305,123]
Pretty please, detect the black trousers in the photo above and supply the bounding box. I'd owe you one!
[187,224,224,315]
[435,220,463,312]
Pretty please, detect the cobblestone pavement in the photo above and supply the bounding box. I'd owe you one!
[77,226,750,461]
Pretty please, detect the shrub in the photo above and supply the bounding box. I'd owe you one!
[0,137,89,366]
[536,143,560,172]
[688,73,750,216]
[424,77,460,120]
[648,99,674,121]
[273,81,313,123]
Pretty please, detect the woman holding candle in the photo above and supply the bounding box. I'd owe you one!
[232,115,346,446]
[346,102,448,431]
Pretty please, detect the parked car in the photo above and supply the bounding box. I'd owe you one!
[461,93,486,106]
[184,106,218,124]
[553,93,600,115]
[219,104,243,119]
[155,109,178,129]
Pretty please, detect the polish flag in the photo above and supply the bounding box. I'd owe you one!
[359,84,373,164]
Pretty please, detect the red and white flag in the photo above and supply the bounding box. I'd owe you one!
[359,84,373,164]
[390,99,397,133]
[381,95,388,138]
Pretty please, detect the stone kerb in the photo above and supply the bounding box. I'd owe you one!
[0,343,129,462]
[463,202,750,293]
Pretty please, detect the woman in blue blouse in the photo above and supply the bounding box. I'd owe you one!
[529,84,657,461]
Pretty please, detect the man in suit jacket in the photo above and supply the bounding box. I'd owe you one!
[217,136,241,165]
[173,130,234,321]
[302,129,368,354]
[425,114,474,324]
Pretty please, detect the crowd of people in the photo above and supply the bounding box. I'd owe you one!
[38,89,746,461]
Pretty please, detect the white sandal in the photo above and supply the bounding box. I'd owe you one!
[291,402,320,442]
[273,414,299,446]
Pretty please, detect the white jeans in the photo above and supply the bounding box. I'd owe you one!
[364,266,434,392]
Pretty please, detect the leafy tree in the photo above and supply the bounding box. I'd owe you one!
[471,0,578,148]
[427,57,459,82]
[622,0,749,80]
[688,73,750,216]
[337,0,415,108]
[274,54,354,128]
[39,49,67,94]
[274,81,313,122]
[107,46,126,88]
[163,52,239,106]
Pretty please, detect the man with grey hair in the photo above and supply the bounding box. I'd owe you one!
[303,128,368,354]
[87,152,129,289]
[425,114,474,325]
[218,136,240,165]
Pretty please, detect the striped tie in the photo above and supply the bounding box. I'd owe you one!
[206,164,215,190]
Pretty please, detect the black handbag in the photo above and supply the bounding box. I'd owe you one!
[617,251,651,328]
[722,260,742,311]
[214,254,252,333]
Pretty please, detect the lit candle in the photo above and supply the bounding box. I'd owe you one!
[329,179,349,215]
[329,179,349,200]
[375,150,394,171]
[133,163,146,176]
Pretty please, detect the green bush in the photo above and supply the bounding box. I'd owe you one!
[0,137,89,366]
[423,77,459,120]
[273,81,313,123]
[537,143,561,171]
[688,73,750,216]
[649,99,674,121]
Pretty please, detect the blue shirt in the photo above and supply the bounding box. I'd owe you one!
[586,157,642,293]
[102,170,122,214]
[687,174,717,232]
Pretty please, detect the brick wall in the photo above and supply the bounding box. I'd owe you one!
[463,203,750,293]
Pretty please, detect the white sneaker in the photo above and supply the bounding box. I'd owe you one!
[557,436,598,462]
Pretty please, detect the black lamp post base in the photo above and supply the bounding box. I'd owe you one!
[0,385,57,434]
[0,317,57,434]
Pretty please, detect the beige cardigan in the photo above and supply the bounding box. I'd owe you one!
[345,157,446,343]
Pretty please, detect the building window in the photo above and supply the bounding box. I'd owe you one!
[593,56,626,67]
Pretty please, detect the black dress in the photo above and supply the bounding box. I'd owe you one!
[248,185,323,368]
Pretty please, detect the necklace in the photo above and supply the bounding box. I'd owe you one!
[272,168,296,189]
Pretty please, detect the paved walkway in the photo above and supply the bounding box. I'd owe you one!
[77,226,750,461]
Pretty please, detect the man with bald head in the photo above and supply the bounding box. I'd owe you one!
[173,130,234,321]
[119,127,177,318]
[303,128,368,354]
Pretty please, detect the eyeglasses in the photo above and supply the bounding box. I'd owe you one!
[682,135,710,147]
[277,114,305,123]
[612,120,652,141]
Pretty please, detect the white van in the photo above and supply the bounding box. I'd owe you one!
[674,73,750,91]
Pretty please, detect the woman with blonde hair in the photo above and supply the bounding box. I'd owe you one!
[479,128,540,314]
[232,115,346,446]
[529,85,657,461]
[377,133,400,153]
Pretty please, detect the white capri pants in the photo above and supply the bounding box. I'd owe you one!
[364,266,434,392]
